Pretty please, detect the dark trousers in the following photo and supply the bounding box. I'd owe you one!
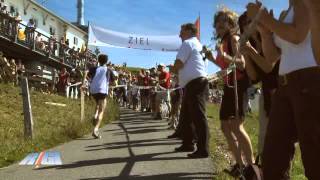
[181,77,209,153]
[69,86,76,97]
[262,67,320,180]
[176,91,189,138]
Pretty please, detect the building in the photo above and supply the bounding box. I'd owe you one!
[0,0,93,85]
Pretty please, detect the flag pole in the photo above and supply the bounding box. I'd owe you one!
[80,20,90,122]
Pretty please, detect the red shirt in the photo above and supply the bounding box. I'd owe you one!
[216,39,244,83]
[59,72,69,85]
[159,71,171,89]
[143,76,151,86]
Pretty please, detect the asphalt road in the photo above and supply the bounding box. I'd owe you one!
[0,108,214,180]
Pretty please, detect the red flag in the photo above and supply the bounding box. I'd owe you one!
[194,16,200,41]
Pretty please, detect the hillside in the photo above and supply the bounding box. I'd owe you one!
[0,84,119,168]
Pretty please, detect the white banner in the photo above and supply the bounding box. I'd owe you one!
[88,24,181,52]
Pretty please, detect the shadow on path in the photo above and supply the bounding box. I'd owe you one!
[79,172,214,180]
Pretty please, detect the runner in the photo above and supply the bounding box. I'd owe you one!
[83,54,111,139]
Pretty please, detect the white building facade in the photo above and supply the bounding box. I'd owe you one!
[3,0,87,50]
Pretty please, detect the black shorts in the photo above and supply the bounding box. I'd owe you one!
[219,80,247,121]
[92,93,107,102]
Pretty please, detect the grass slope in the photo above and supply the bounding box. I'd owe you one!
[0,84,119,168]
[207,103,307,180]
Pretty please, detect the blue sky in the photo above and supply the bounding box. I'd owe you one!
[37,0,288,73]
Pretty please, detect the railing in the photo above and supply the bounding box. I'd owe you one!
[0,12,95,69]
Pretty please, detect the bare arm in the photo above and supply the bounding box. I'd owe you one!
[244,55,258,81]
[230,35,245,70]
[172,59,184,74]
[248,0,310,44]
[257,24,281,65]
[204,51,221,67]
[245,43,275,73]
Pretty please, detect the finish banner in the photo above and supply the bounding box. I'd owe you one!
[88,24,181,52]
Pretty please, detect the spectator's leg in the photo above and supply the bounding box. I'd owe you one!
[292,72,320,180]
[258,93,269,156]
[187,79,209,154]
[262,88,296,180]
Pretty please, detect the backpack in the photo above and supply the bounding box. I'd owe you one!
[240,156,263,180]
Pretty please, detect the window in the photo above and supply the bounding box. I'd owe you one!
[74,37,78,45]
[10,5,14,14]
[49,26,56,35]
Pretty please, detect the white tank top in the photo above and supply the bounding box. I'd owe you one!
[274,7,318,75]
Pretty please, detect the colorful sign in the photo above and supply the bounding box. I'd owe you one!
[19,151,62,166]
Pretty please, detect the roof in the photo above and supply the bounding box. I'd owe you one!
[29,0,88,35]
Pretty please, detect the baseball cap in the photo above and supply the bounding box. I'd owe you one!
[158,63,165,67]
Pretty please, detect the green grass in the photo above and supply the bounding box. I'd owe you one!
[0,83,119,168]
[207,103,307,180]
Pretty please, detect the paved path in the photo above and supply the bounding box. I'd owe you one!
[0,108,215,180]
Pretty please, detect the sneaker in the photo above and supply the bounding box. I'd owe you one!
[92,129,101,139]
[174,145,194,152]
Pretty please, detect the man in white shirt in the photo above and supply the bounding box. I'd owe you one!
[172,23,209,158]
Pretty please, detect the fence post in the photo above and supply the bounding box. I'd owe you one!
[21,77,34,139]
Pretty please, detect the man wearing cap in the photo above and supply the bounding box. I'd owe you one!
[155,63,171,120]
[172,23,209,158]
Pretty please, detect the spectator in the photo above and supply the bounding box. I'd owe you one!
[17,27,25,41]
[25,19,35,45]
[154,63,171,120]
[35,33,45,51]
[74,66,83,98]
[149,67,158,116]
[0,51,10,83]
[168,75,183,129]
[13,12,21,37]
[204,9,254,174]
[9,59,17,85]
[16,59,25,85]
[56,67,69,96]
[172,23,209,158]
[247,0,320,179]
[68,68,77,99]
